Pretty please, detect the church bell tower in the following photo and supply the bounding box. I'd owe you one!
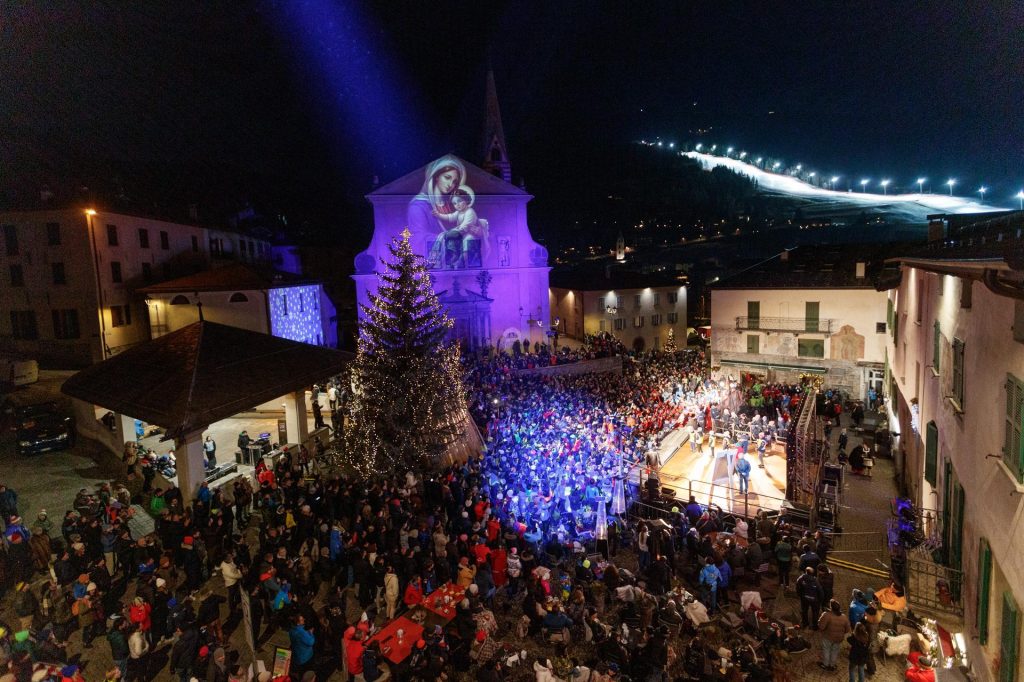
[481,68,512,183]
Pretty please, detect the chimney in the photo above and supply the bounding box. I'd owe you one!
[855,262,866,279]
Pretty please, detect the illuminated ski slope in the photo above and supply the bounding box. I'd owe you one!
[684,151,1006,215]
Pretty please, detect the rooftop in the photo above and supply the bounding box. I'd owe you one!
[139,263,317,294]
[62,321,352,440]
[549,267,687,292]
[711,244,901,290]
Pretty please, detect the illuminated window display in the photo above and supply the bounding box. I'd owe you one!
[269,284,323,345]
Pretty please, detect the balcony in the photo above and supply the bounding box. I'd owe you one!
[735,316,835,334]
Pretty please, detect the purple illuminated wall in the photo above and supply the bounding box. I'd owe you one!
[354,154,551,351]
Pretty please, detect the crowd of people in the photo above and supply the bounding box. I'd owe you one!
[462,350,708,546]
[0,342,940,682]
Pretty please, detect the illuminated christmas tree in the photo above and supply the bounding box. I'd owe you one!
[664,327,677,353]
[343,229,466,477]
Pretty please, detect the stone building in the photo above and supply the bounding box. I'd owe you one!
[548,269,687,352]
[709,246,893,399]
[883,211,1024,682]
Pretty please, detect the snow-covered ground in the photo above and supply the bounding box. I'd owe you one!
[684,151,1007,216]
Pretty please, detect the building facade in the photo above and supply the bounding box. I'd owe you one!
[549,270,687,351]
[709,249,890,398]
[353,155,550,352]
[0,207,270,367]
[885,237,1024,682]
[140,263,337,347]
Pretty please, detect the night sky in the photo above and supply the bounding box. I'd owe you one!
[2,1,1022,238]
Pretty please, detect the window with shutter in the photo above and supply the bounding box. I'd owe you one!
[1005,375,1024,482]
[1000,592,1019,682]
[933,321,941,372]
[951,338,965,410]
[977,538,991,645]
[925,421,938,487]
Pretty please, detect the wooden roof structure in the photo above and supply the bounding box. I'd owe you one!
[62,321,352,440]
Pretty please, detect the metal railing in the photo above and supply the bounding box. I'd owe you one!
[735,316,836,334]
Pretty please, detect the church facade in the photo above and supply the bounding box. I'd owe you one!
[352,154,551,352]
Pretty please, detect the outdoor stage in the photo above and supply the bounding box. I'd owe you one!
[653,428,789,518]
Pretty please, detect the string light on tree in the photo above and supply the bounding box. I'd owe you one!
[337,228,467,478]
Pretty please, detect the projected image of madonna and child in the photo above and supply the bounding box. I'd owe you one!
[407,156,491,269]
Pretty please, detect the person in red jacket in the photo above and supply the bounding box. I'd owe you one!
[486,517,501,544]
[403,576,424,608]
[129,596,152,636]
[343,626,365,678]
[905,655,936,682]
[489,545,508,591]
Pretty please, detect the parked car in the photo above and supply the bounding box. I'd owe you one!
[15,404,76,455]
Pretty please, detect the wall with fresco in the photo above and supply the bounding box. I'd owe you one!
[353,154,550,351]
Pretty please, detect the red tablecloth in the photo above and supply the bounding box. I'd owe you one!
[369,616,424,665]
[421,582,466,622]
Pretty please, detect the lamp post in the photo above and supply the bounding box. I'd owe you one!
[978,186,987,202]
[860,179,870,192]
[880,179,890,195]
[830,176,839,191]
[946,179,956,196]
[917,178,926,194]
[1017,191,1024,210]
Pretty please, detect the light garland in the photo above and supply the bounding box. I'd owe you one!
[333,228,468,478]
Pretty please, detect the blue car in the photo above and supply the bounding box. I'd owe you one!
[16,407,76,455]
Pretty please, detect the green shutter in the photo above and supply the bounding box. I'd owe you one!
[933,321,941,372]
[805,301,820,332]
[951,483,964,572]
[978,538,991,645]
[1000,592,1020,682]
[748,301,760,329]
[1006,375,1024,482]
[747,335,759,354]
[942,461,952,564]
[925,421,938,487]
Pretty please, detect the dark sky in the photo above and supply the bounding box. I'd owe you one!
[3,1,1022,233]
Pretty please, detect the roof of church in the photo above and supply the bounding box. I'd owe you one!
[139,263,318,294]
[62,321,352,440]
[367,154,528,198]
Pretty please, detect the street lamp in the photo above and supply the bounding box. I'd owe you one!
[726,147,734,155]
[739,151,746,159]
[1017,190,1024,210]
[880,179,890,195]
[978,186,987,201]
[772,162,781,170]
[860,179,870,191]
[946,178,956,196]
[695,143,702,151]
[830,176,839,190]
[755,157,763,165]
[917,178,926,194]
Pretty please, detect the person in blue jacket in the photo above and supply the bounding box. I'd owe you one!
[849,588,871,626]
[289,613,316,670]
